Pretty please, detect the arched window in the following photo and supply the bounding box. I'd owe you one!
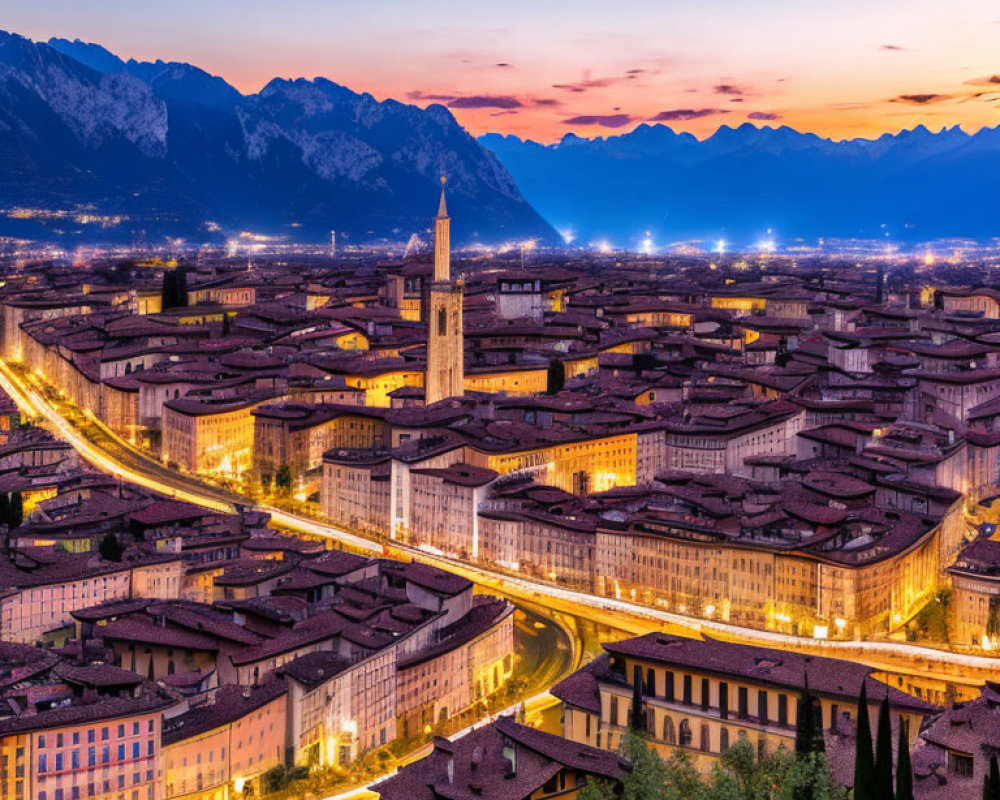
[438,307,447,336]
[663,716,676,745]
[700,724,710,752]
[679,719,692,747]
[720,727,730,753]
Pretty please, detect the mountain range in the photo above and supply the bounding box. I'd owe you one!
[1,28,996,250]
[480,123,1000,247]
[0,32,557,245]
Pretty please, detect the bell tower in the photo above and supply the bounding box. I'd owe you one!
[425,177,464,405]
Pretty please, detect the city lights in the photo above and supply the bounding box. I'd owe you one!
[1,8,999,799]
[641,231,654,255]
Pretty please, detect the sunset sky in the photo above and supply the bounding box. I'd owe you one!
[3,0,999,142]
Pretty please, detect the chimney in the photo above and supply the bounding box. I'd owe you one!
[502,738,517,778]
[433,737,455,784]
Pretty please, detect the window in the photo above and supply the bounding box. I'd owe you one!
[778,694,788,726]
[610,696,619,726]
[719,682,729,720]
[437,307,447,336]
[679,719,692,747]
[759,690,768,725]
[683,675,693,705]
[700,725,710,752]
[720,727,730,753]
[701,678,710,710]
[663,716,676,745]
[738,687,749,719]
[950,753,974,777]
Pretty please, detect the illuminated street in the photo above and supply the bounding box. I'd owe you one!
[2,8,999,799]
[3,355,998,713]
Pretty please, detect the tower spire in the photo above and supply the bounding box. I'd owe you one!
[433,175,451,282]
[437,175,448,218]
[426,176,463,405]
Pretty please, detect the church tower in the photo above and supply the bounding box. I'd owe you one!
[425,177,464,405]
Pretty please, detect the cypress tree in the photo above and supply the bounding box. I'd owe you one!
[873,694,895,800]
[811,683,826,755]
[854,681,876,800]
[896,718,913,800]
[796,673,815,755]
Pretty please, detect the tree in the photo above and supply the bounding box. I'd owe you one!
[546,359,565,394]
[796,674,824,757]
[854,681,876,800]
[780,751,838,800]
[895,718,913,800]
[873,696,894,800]
[263,765,287,793]
[275,463,293,494]
[713,737,796,800]
[619,730,672,800]
[580,732,845,800]
[99,532,125,562]
[578,778,617,800]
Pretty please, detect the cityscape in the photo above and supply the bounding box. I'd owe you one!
[0,2,999,800]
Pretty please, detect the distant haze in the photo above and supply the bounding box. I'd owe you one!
[482,123,1000,246]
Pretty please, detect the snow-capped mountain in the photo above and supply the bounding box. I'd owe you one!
[0,31,557,245]
[481,121,1000,246]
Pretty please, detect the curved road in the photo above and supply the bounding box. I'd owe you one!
[2,359,998,696]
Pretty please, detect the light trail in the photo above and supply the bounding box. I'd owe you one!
[3,358,999,688]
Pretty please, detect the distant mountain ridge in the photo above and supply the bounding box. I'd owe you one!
[480,122,1000,246]
[0,31,558,245]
